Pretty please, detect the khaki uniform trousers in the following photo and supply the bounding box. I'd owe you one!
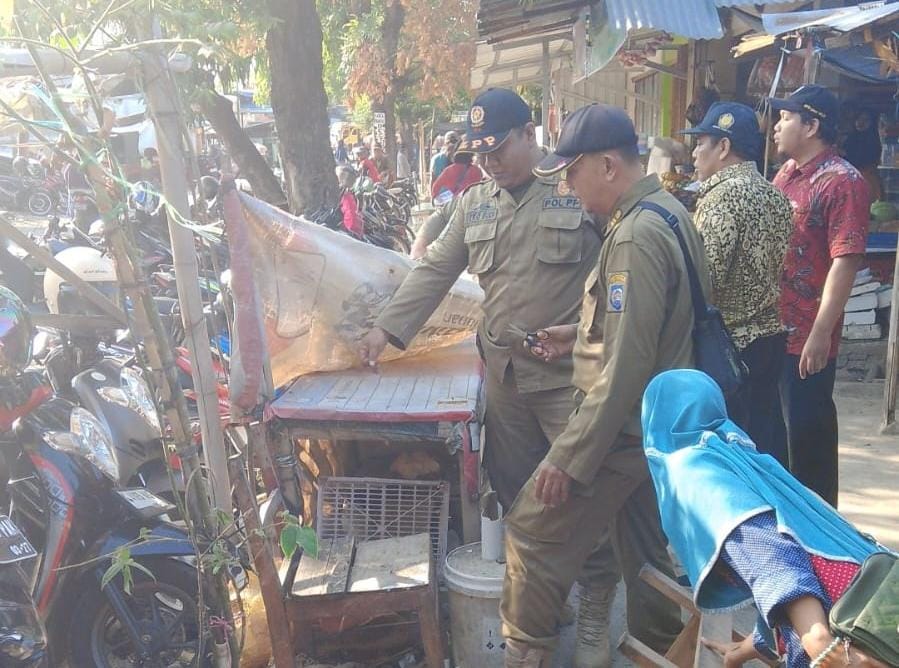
[483,366,619,588]
[501,443,683,654]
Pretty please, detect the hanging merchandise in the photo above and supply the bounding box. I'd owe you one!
[686,63,721,126]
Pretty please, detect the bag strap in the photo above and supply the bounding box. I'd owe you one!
[450,165,470,194]
[638,200,707,322]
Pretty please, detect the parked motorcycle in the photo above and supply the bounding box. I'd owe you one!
[0,286,233,667]
[0,174,56,218]
[0,516,47,667]
[309,175,414,253]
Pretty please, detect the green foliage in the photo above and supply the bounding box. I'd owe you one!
[350,94,373,131]
[278,511,318,560]
[101,547,156,595]
[204,539,235,576]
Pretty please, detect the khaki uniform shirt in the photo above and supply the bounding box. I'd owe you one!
[546,175,711,485]
[376,174,602,393]
[418,200,456,247]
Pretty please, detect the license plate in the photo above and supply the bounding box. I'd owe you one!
[117,488,174,515]
[0,515,37,564]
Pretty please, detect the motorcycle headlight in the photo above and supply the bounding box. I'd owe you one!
[97,367,162,435]
[120,367,162,433]
[46,408,119,482]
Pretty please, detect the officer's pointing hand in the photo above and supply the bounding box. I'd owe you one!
[533,460,572,507]
[358,327,389,370]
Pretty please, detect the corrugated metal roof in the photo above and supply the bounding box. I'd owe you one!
[714,0,796,7]
[760,1,899,35]
[469,38,573,90]
[604,0,724,39]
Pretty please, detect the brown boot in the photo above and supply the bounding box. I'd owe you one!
[573,581,617,668]
[505,638,551,668]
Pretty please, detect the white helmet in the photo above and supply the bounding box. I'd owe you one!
[44,246,118,315]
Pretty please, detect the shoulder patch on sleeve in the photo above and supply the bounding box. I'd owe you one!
[606,271,629,313]
[458,178,491,200]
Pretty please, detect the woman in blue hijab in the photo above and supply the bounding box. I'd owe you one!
[641,369,891,667]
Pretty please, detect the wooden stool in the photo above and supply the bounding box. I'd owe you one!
[618,565,740,668]
[282,532,445,667]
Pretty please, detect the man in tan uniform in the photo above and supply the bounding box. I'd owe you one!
[359,89,652,666]
[502,105,708,666]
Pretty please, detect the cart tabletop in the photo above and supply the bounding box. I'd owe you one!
[267,339,483,425]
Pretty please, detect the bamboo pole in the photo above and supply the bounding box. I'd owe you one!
[228,448,295,668]
[138,41,231,512]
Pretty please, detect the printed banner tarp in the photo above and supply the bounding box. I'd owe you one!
[237,194,483,389]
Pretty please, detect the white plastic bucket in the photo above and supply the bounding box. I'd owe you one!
[444,542,506,667]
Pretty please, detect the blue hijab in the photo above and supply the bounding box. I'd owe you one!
[641,369,881,612]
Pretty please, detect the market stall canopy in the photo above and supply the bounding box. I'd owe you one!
[0,47,191,77]
[474,0,812,88]
[603,0,724,39]
[734,2,899,57]
[821,42,899,83]
[0,73,157,150]
[761,1,899,35]
[470,37,572,90]
[477,0,802,42]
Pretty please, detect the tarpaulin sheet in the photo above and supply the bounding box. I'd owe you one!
[821,42,899,84]
[238,194,484,389]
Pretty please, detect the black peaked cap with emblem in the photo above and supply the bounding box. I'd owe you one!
[458,88,532,154]
[768,85,838,129]
[535,104,638,177]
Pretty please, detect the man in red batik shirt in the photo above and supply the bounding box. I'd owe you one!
[769,85,870,508]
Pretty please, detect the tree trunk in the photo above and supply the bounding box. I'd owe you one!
[380,0,405,168]
[197,89,286,207]
[266,0,337,214]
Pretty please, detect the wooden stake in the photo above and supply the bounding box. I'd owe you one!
[228,449,296,668]
[882,243,899,432]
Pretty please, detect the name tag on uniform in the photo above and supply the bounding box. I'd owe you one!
[542,196,581,211]
[466,204,498,224]
[607,271,628,312]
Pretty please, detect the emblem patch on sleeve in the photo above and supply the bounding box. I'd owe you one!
[607,272,628,312]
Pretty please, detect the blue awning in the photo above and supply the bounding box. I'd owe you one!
[821,42,899,84]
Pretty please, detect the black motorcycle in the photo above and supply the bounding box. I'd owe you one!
[0,515,47,667]
[0,370,227,667]
[0,174,55,218]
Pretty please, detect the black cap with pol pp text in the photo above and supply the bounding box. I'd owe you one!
[534,104,638,177]
[458,88,533,154]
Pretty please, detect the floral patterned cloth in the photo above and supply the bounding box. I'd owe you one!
[694,162,793,349]
[720,511,860,667]
[773,149,870,358]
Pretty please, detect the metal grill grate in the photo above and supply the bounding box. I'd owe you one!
[316,477,450,571]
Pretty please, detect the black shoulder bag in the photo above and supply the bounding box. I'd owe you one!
[639,200,748,397]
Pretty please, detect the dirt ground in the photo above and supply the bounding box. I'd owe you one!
[833,380,899,551]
